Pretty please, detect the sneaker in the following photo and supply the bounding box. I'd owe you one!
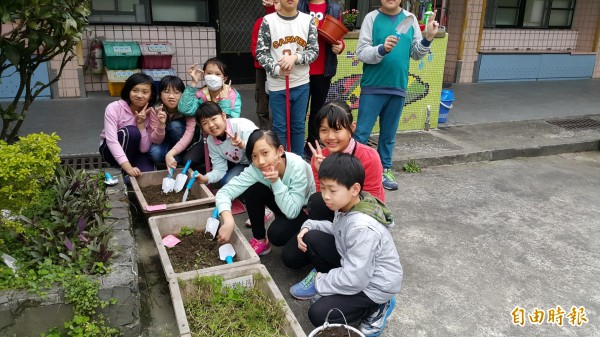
[245,207,275,228]
[359,297,396,337]
[289,268,317,300]
[382,169,398,191]
[249,238,271,256]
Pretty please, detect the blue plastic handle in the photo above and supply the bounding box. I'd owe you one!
[105,172,114,181]
[225,256,233,264]
[167,167,174,178]
[212,208,219,218]
[186,170,198,189]
[182,159,192,174]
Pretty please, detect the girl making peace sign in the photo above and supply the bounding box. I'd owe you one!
[99,73,163,177]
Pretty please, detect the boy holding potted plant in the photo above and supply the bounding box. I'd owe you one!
[354,0,439,191]
[291,153,402,337]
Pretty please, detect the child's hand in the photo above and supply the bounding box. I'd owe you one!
[225,131,244,149]
[297,228,309,252]
[307,140,325,171]
[278,54,297,71]
[165,151,177,169]
[262,0,274,7]
[217,221,235,244]
[279,66,292,77]
[262,165,279,183]
[332,40,344,54]
[156,105,167,127]
[220,79,232,99]
[383,35,398,53]
[187,63,204,86]
[425,10,440,41]
[134,103,149,125]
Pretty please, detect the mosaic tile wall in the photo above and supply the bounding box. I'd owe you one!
[325,34,448,132]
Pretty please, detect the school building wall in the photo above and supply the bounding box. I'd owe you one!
[443,0,600,84]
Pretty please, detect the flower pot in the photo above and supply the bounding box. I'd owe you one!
[308,308,365,337]
[344,23,355,32]
[318,15,349,44]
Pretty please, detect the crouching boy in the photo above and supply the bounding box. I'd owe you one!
[290,153,402,337]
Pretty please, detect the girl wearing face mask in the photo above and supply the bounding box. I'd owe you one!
[178,58,242,118]
[214,130,315,257]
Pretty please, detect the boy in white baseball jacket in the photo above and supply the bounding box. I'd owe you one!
[255,0,319,157]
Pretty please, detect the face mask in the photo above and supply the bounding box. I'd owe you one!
[205,74,223,91]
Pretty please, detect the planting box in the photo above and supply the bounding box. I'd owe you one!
[139,42,175,69]
[130,168,215,215]
[170,264,306,337]
[106,69,141,96]
[148,208,260,280]
[103,41,141,70]
[142,68,177,92]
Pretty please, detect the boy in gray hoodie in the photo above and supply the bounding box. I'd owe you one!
[290,153,402,337]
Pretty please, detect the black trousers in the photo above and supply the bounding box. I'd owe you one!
[241,183,308,245]
[281,192,334,269]
[305,75,332,145]
[303,230,379,327]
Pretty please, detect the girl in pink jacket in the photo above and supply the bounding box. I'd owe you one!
[99,73,162,177]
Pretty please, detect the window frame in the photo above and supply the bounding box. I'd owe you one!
[88,0,214,26]
[484,0,576,29]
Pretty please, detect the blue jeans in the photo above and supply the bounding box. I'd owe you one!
[218,163,248,188]
[149,118,186,166]
[354,94,406,169]
[269,83,309,156]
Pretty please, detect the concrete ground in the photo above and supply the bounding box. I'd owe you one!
[134,152,600,337]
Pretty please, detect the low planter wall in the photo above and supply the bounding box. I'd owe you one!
[148,208,260,281]
[0,169,140,336]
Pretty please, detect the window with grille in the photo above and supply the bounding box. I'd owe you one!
[484,0,576,29]
[89,0,211,25]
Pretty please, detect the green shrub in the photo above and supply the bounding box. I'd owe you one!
[0,132,61,214]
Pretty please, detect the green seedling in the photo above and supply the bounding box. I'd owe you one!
[179,226,195,237]
[403,160,422,173]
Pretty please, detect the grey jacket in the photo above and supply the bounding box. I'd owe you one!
[302,195,403,304]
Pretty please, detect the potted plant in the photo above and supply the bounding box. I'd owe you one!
[341,9,359,31]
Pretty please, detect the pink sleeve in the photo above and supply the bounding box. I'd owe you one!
[103,103,128,166]
[148,107,166,144]
[171,117,197,154]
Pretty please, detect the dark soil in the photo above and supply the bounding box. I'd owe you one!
[168,230,234,272]
[314,325,363,337]
[139,184,199,205]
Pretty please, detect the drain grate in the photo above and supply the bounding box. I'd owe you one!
[60,154,108,171]
[546,118,600,130]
